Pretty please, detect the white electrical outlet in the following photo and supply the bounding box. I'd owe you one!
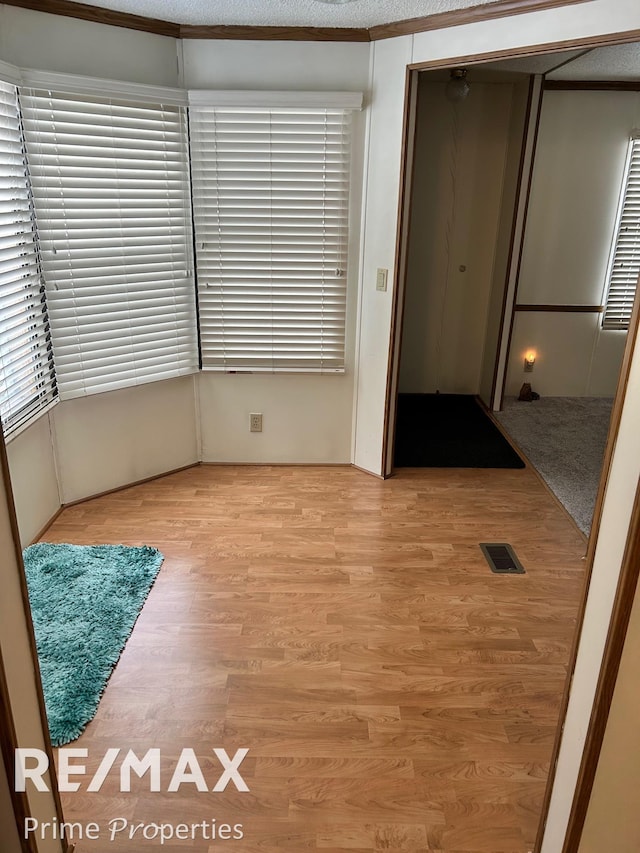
[376,268,388,292]
[250,413,263,432]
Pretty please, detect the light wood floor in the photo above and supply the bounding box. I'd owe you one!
[44,464,587,853]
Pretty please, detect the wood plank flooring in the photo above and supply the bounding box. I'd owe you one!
[42,464,587,853]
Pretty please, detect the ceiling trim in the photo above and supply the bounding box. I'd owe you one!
[0,0,595,42]
[179,24,369,41]
[544,79,640,90]
[1,0,180,36]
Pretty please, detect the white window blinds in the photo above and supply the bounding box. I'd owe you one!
[0,79,57,435]
[19,85,198,398]
[603,137,640,331]
[189,95,356,372]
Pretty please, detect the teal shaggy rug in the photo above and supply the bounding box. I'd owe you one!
[22,543,163,747]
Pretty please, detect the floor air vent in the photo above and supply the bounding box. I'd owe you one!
[480,543,526,574]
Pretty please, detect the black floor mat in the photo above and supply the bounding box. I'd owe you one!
[394,393,525,469]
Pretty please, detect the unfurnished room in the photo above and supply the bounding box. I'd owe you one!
[1,3,640,853]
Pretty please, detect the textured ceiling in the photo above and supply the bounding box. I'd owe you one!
[72,0,496,28]
[548,42,640,79]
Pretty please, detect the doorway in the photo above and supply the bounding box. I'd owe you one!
[389,49,633,535]
[393,66,532,468]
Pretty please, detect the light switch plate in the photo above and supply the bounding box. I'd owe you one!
[376,268,388,292]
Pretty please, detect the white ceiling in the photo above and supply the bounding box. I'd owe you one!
[75,0,495,28]
[548,42,640,79]
[481,43,640,79]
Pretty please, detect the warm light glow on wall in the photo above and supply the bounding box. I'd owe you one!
[524,350,536,371]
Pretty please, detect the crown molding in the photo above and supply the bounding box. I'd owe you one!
[179,24,369,41]
[1,0,180,36]
[0,0,601,42]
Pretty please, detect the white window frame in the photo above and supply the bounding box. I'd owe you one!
[189,90,362,374]
[18,72,199,400]
[0,71,58,438]
[602,135,640,331]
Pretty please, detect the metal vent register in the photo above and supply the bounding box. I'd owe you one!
[480,543,526,574]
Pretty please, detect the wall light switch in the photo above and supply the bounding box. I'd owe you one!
[376,268,388,292]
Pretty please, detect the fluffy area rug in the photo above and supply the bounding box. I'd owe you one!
[496,397,613,535]
[22,543,163,746]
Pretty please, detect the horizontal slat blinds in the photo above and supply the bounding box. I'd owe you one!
[19,87,198,398]
[0,79,57,435]
[603,137,640,331]
[189,104,352,372]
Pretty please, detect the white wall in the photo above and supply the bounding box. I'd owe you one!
[353,34,413,473]
[505,89,639,397]
[198,374,353,463]
[0,3,180,87]
[52,377,198,504]
[399,76,517,396]
[507,312,627,396]
[6,413,59,546]
[578,536,640,853]
[6,377,199,533]
[183,40,370,464]
[182,39,370,92]
[542,329,640,853]
[0,448,64,853]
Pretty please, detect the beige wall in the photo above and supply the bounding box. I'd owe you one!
[353,33,413,473]
[479,77,530,406]
[578,496,640,853]
[505,89,639,397]
[5,376,199,539]
[6,412,60,546]
[0,3,180,87]
[578,509,640,853]
[0,449,64,853]
[399,74,526,398]
[52,377,199,504]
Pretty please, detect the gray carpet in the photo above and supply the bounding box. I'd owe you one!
[496,397,613,536]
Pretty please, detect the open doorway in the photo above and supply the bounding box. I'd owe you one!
[390,44,637,538]
[394,65,531,468]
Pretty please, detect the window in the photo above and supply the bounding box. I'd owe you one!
[19,81,198,398]
[603,137,640,331]
[189,92,360,372]
[0,79,57,436]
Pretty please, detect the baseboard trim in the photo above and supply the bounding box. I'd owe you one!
[38,462,373,523]
[200,461,351,467]
[59,462,200,510]
[352,463,385,480]
[30,506,64,545]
